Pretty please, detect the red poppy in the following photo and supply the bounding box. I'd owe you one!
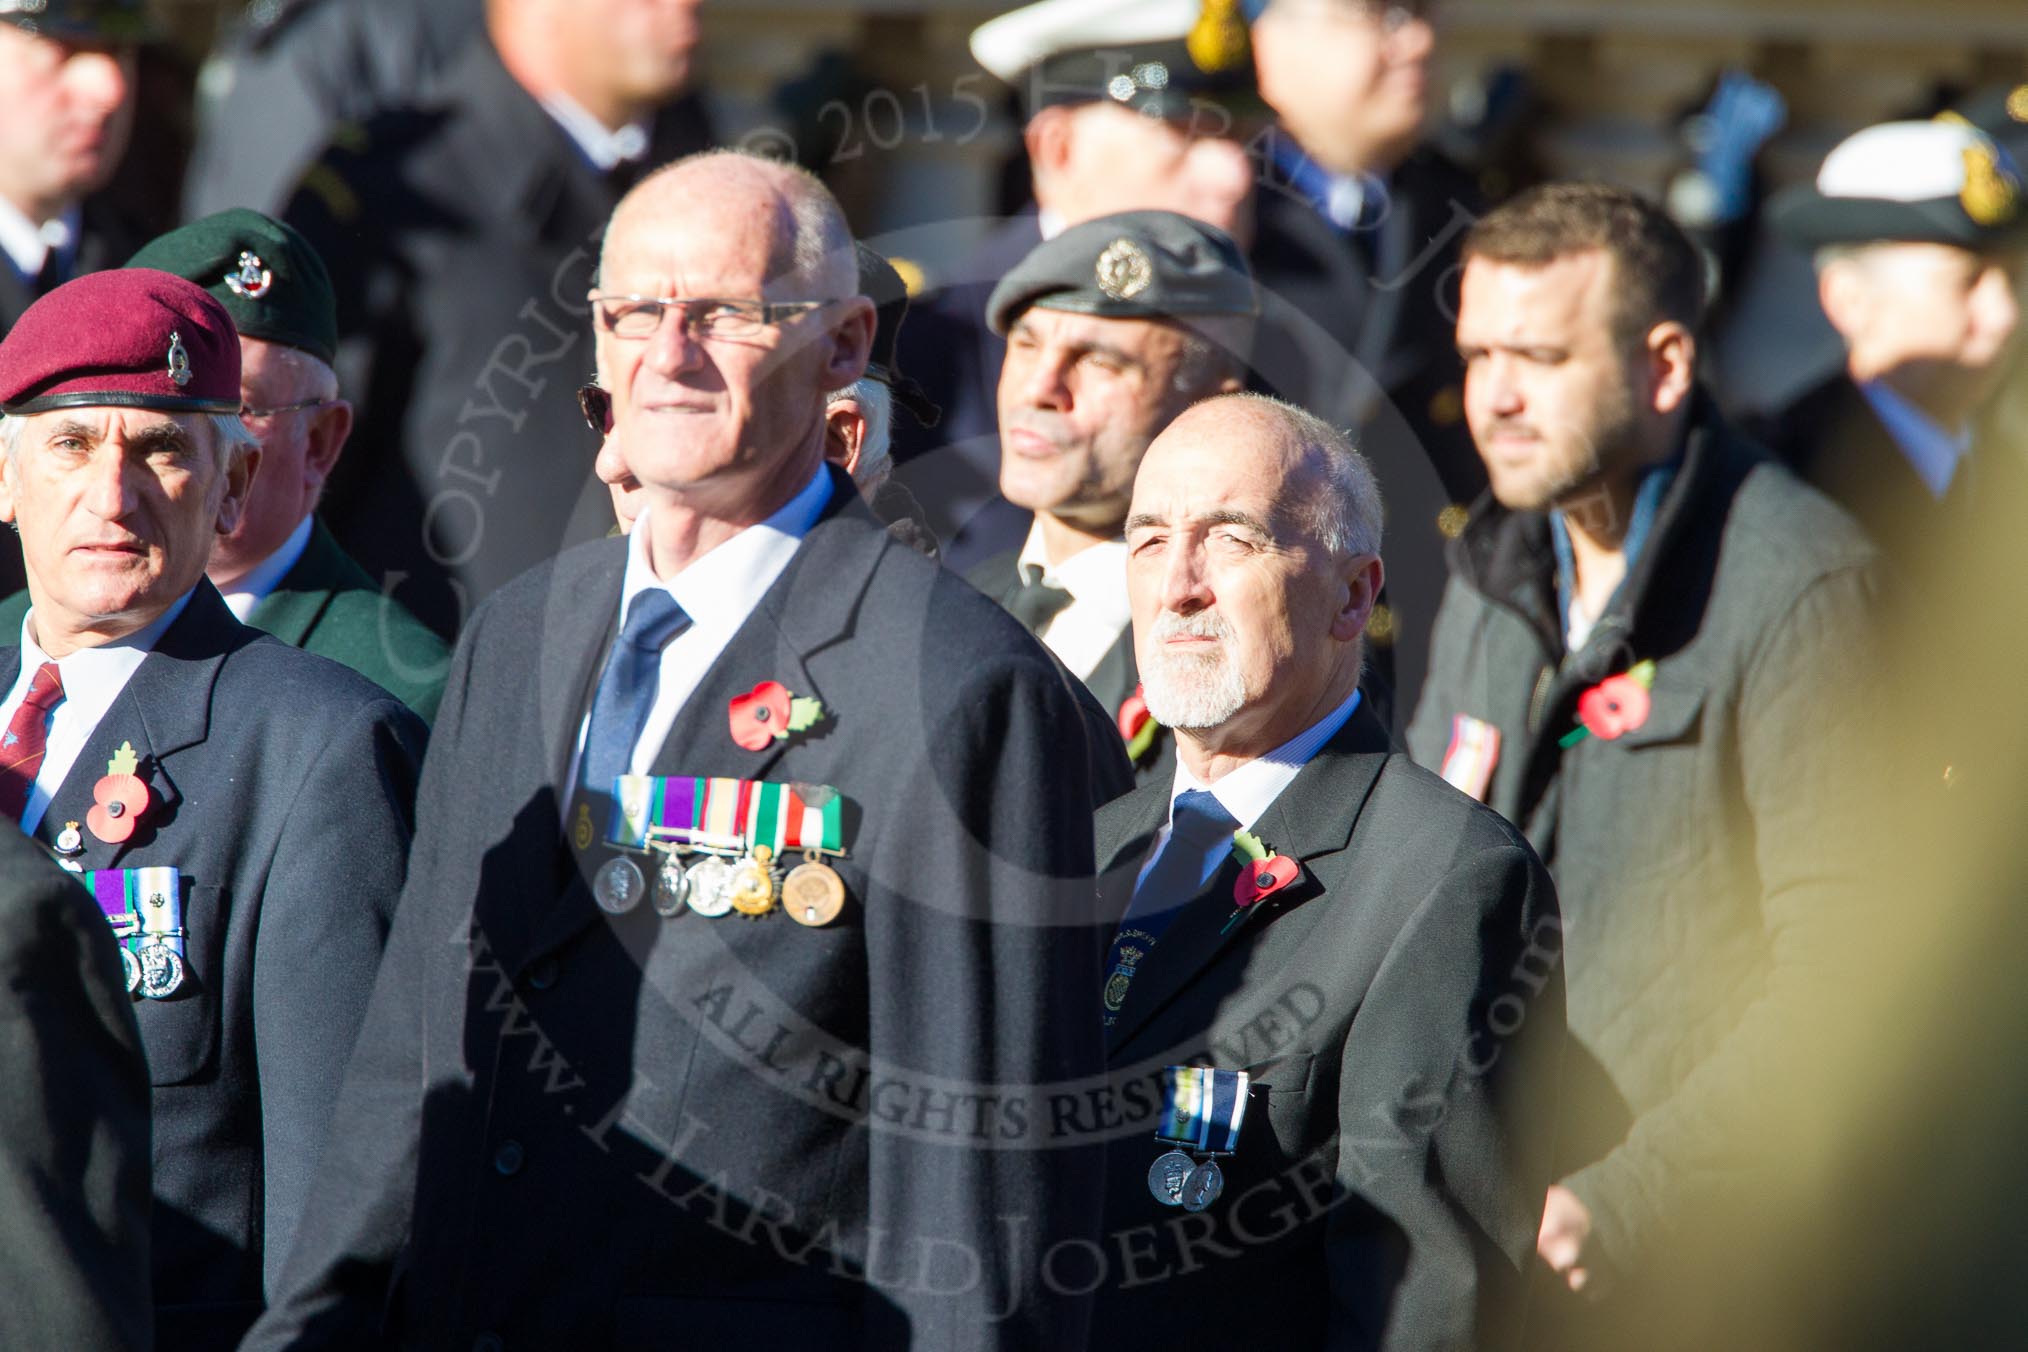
[87,771,151,845]
[1116,687,1151,742]
[729,681,793,750]
[1576,673,1652,740]
[1233,854,1301,908]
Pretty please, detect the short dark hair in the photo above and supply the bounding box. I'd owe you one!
[1462,182,1708,345]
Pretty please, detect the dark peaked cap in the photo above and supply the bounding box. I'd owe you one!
[1772,117,2028,250]
[128,209,340,365]
[987,209,1257,336]
[970,0,1262,121]
[855,243,940,428]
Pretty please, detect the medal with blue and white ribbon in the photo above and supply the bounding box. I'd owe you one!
[88,866,185,999]
[1148,1065,1250,1211]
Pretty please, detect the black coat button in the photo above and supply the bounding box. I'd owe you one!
[527,958,559,990]
[473,1335,504,1352]
[493,1140,525,1176]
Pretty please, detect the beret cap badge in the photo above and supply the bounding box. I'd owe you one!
[166,332,192,388]
[225,250,273,301]
[1095,238,1155,301]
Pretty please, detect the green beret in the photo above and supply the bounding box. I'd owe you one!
[127,208,339,365]
[987,209,1257,335]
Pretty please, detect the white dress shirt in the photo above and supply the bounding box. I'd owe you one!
[2,589,197,834]
[563,466,834,801]
[539,90,651,172]
[0,196,78,285]
[220,514,315,621]
[1859,379,1972,500]
[1016,522,1132,683]
[1136,687,1364,891]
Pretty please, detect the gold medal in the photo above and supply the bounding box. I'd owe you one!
[728,843,778,917]
[784,853,846,927]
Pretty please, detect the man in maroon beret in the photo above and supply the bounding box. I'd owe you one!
[0,267,428,1350]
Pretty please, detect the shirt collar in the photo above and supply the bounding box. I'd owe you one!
[220,514,316,621]
[21,586,198,686]
[1015,518,1130,592]
[1268,132,1388,234]
[0,196,79,283]
[538,90,651,173]
[1858,379,1971,500]
[1549,453,1681,651]
[623,464,834,629]
[1167,686,1363,833]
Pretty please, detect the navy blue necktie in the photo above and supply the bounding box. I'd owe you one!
[581,588,692,796]
[1104,789,1239,1023]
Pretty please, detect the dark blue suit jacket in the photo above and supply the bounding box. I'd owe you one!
[4,582,427,1350]
[250,469,1112,1350]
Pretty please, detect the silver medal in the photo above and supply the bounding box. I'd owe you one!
[1148,1149,1194,1207]
[138,941,186,1000]
[120,946,140,995]
[684,855,735,917]
[1179,1159,1225,1212]
[653,853,691,917]
[592,856,646,914]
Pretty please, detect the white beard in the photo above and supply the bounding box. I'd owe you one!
[1139,611,1248,730]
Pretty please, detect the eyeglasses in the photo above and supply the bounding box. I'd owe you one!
[238,397,334,423]
[587,294,836,341]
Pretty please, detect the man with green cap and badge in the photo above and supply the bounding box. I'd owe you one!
[1759,117,2028,579]
[0,209,450,719]
[968,209,1256,787]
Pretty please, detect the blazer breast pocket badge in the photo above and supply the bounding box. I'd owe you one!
[87,865,188,999]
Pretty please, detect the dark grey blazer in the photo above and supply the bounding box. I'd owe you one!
[3,583,427,1351]
[249,469,1112,1350]
[1090,703,1565,1350]
[0,824,152,1352]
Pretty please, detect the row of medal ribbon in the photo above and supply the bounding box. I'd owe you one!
[89,865,190,1000]
[588,774,850,928]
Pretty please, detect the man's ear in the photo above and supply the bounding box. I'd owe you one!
[215,444,260,537]
[1331,553,1384,643]
[824,397,868,479]
[1646,321,1697,416]
[821,298,876,391]
[1024,107,1074,195]
[0,438,18,527]
[301,398,353,495]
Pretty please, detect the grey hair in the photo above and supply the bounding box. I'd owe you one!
[826,377,894,494]
[599,149,857,300]
[0,410,257,474]
[1206,391,1384,558]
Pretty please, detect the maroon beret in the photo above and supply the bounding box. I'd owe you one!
[0,268,241,417]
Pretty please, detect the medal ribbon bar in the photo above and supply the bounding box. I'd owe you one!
[610,775,844,855]
[1155,1065,1251,1154]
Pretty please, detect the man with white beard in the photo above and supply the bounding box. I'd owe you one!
[1083,391,1564,1350]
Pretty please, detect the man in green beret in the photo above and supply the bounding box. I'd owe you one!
[0,208,448,719]
[968,209,1256,786]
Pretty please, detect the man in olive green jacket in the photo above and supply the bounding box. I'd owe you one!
[0,210,446,719]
